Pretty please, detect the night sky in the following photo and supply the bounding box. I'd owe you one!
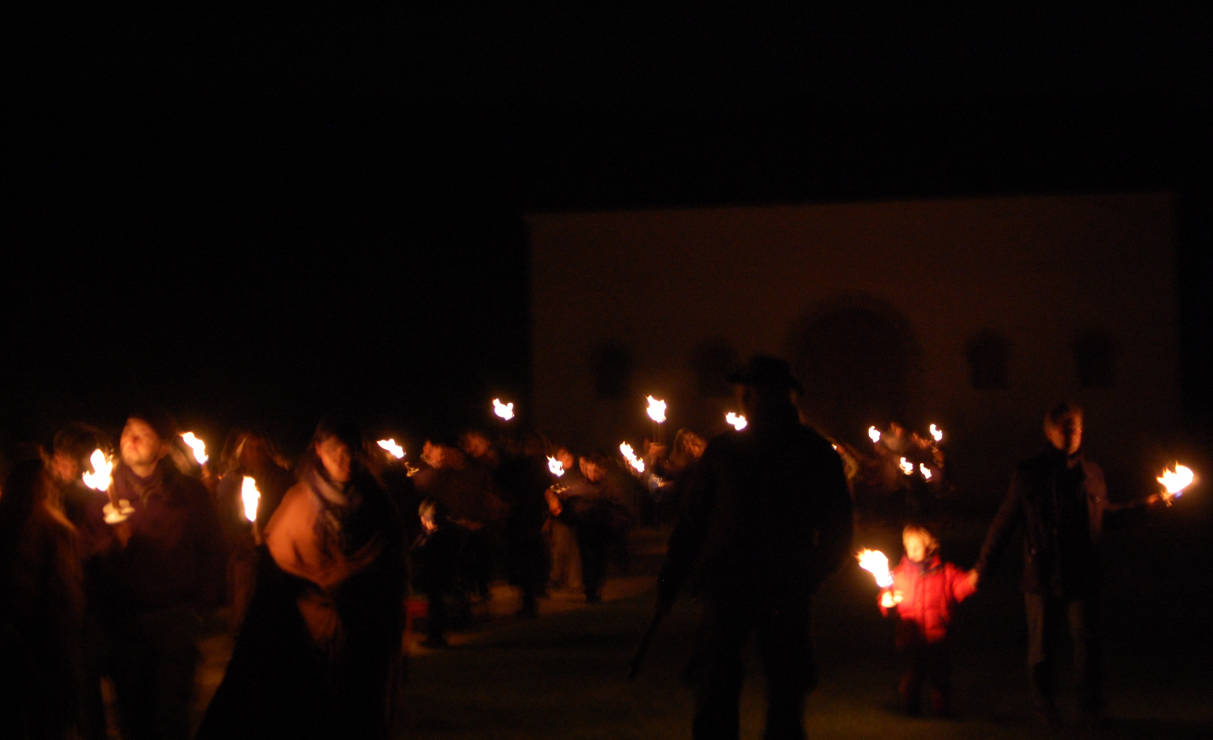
[5,9,1211,452]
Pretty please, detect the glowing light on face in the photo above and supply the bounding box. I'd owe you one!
[919,464,933,481]
[899,457,914,476]
[646,396,667,424]
[377,439,405,459]
[82,449,114,492]
[857,549,894,589]
[547,456,565,477]
[492,398,515,421]
[929,424,943,443]
[241,476,261,523]
[725,412,748,431]
[180,432,208,465]
[619,442,646,474]
[868,426,881,444]
[1157,463,1195,498]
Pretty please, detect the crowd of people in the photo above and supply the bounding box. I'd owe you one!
[0,401,704,739]
[0,356,1180,739]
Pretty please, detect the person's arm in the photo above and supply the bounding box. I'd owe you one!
[974,472,1024,580]
[948,561,978,603]
[656,448,715,614]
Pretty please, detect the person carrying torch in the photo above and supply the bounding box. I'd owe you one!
[101,409,226,740]
[973,401,1181,729]
[862,523,978,717]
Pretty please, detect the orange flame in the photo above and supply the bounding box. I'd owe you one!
[181,432,208,465]
[919,463,933,481]
[1157,463,1195,498]
[857,549,894,589]
[868,426,881,444]
[899,457,914,476]
[725,412,748,431]
[646,395,667,424]
[82,449,114,493]
[377,439,405,459]
[929,423,943,443]
[547,456,565,477]
[492,398,515,421]
[241,476,261,523]
[619,442,646,474]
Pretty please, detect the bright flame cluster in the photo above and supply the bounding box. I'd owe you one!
[241,476,261,523]
[646,396,667,424]
[929,423,943,443]
[725,411,748,431]
[919,463,933,480]
[899,457,915,476]
[82,449,114,492]
[620,442,645,473]
[181,432,208,465]
[857,549,894,589]
[492,398,515,421]
[1157,463,1195,497]
[868,426,881,444]
[547,456,565,477]
[377,439,405,459]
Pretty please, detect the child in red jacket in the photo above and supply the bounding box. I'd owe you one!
[879,523,979,716]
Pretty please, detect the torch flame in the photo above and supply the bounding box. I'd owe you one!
[929,424,943,443]
[492,398,515,421]
[82,449,114,493]
[1157,463,1195,497]
[180,432,208,465]
[899,457,914,476]
[241,476,261,523]
[919,463,933,481]
[645,395,667,424]
[619,442,646,474]
[868,426,881,444]
[377,439,405,460]
[857,549,894,589]
[725,412,748,431]
[547,456,565,477]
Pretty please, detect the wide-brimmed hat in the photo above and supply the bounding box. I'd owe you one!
[726,355,803,392]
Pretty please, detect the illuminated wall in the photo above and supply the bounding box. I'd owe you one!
[528,194,1179,500]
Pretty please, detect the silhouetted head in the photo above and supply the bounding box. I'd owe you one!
[1043,401,1083,456]
[728,355,801,422]
[51,422,103,484]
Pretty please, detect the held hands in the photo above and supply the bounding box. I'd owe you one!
[880,590,903,609]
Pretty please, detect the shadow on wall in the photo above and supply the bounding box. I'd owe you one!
[787,296,923,442]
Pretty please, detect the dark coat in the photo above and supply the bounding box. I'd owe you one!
[658,406,853,608]
[104,458,226,612]
[976,447,1145,597]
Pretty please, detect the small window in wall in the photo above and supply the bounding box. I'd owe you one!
[591,344,633,399]
[690,339,740,399]
[1072,330,1116,388]
[965,329,1010,390]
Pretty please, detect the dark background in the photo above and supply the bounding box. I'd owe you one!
[4,8,1211,452]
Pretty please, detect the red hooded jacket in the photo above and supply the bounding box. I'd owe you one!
[880,554,976,645]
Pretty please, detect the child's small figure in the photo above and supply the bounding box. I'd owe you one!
[880,523,979,716]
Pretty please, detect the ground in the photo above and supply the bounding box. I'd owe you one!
[180,510,1212,739]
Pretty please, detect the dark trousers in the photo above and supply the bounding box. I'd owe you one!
[689,596,816,740]
[1024,592,1103,712]
[108,607,201,740]
[896,636,951,713]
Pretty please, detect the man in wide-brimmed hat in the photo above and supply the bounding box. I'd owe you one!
[657,354,852,740]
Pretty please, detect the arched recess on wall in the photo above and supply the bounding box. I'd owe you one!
[964,329,1011,390]
[689,338,741,399]
[590,342,633,399]
[787,296,923,441]
[1072,329,1117,388]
